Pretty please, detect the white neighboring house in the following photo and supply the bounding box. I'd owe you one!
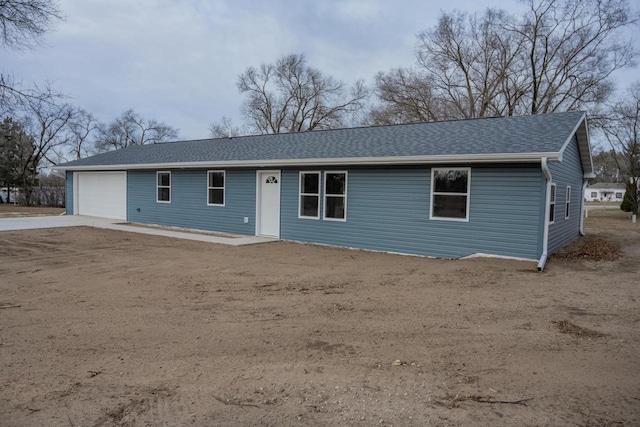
[584,183,626,202]
[0,187,20,204]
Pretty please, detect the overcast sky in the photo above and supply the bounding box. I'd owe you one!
[4,0,639,140]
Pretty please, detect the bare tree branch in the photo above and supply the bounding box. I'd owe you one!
[233,53,369,135]
[95,109,179,151]
[0,0,62,50]
[371,0,638,124]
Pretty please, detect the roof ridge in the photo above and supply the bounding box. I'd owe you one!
[165,110,586,145]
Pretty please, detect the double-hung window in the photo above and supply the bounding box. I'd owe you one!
[430,168,470,221]
[565,186,571,219]
[324,172,347,221]
[157,171,171,203]
[549,183,556,224]
[299,172,320,218]
[207,171,225,206]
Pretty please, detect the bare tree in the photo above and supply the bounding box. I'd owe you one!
[22,99,75,167]
[512,0,637,114]
[368,68,447,125]
[208,116,246,138]
[19,100,74,204]
[0,0,64,114]
[233,53,369,134]
[66,108,98,159]
[96,109,179,151]
[372,0,638,123]
[0,98,72,204]
[597,82,640,215]
[591,149,622,183]
[0,0,62,49]
[417,9,527,119]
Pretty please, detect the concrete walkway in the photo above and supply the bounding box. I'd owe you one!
[0,215,278,246]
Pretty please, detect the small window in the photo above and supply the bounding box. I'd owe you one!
[207,171,225,206]
[616,192,623,199]
[324,172,347,221]
[590,191,597,198]
[549,183,556,224]
[430,168,470,221]
[565,186,571,219]
[157,171,171,203]
[299,172,320,219]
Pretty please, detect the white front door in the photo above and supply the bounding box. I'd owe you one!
[257,171,281,237]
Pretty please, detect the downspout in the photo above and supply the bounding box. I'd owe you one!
[538,157,552,272]
[579,180,588,235]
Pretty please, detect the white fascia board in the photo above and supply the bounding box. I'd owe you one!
[558,112,587,158]
[558,112,595,176]
[52,152,560,171]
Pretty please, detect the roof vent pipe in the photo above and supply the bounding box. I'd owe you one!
[538,157,552,272]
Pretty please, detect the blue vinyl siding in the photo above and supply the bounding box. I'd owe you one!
[281,166,544,260]
[127,169,255,235]
[547,136,585,253]
[65,171,74,214]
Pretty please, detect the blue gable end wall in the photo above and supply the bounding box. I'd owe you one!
[547,135,584,253]
[127,169,256,235]
[281,166,544,260]
[65,171,74,215]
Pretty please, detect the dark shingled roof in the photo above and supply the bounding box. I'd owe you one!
[57,111,588,169]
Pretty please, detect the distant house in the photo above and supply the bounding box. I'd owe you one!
[0,187,19,204]
[584,183,626,202]
[54,111,594,271]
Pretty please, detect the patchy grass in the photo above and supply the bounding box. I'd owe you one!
[0,205,65,217]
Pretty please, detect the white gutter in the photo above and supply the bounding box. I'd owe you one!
[538,157,552,272]
[579,179,588,235]
[52,151,561,172]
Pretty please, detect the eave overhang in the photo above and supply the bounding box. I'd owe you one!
[52,152,562,172]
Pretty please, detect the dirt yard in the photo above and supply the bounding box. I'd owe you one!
[1,211,639,426]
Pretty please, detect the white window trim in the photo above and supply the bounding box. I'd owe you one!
[565,185,571,219]
[157,171,171,203]
[207,170,225,206]
[298,171,321,219]
[323,171,347,222]
[549,183,556,224]
[429,167,471,222]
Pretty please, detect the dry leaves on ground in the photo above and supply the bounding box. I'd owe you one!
[552,320,605,339]
[551,237,622,261]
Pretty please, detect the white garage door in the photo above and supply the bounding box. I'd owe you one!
[76,172,127,220]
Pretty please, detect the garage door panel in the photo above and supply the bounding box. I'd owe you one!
[77,172,127,220]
